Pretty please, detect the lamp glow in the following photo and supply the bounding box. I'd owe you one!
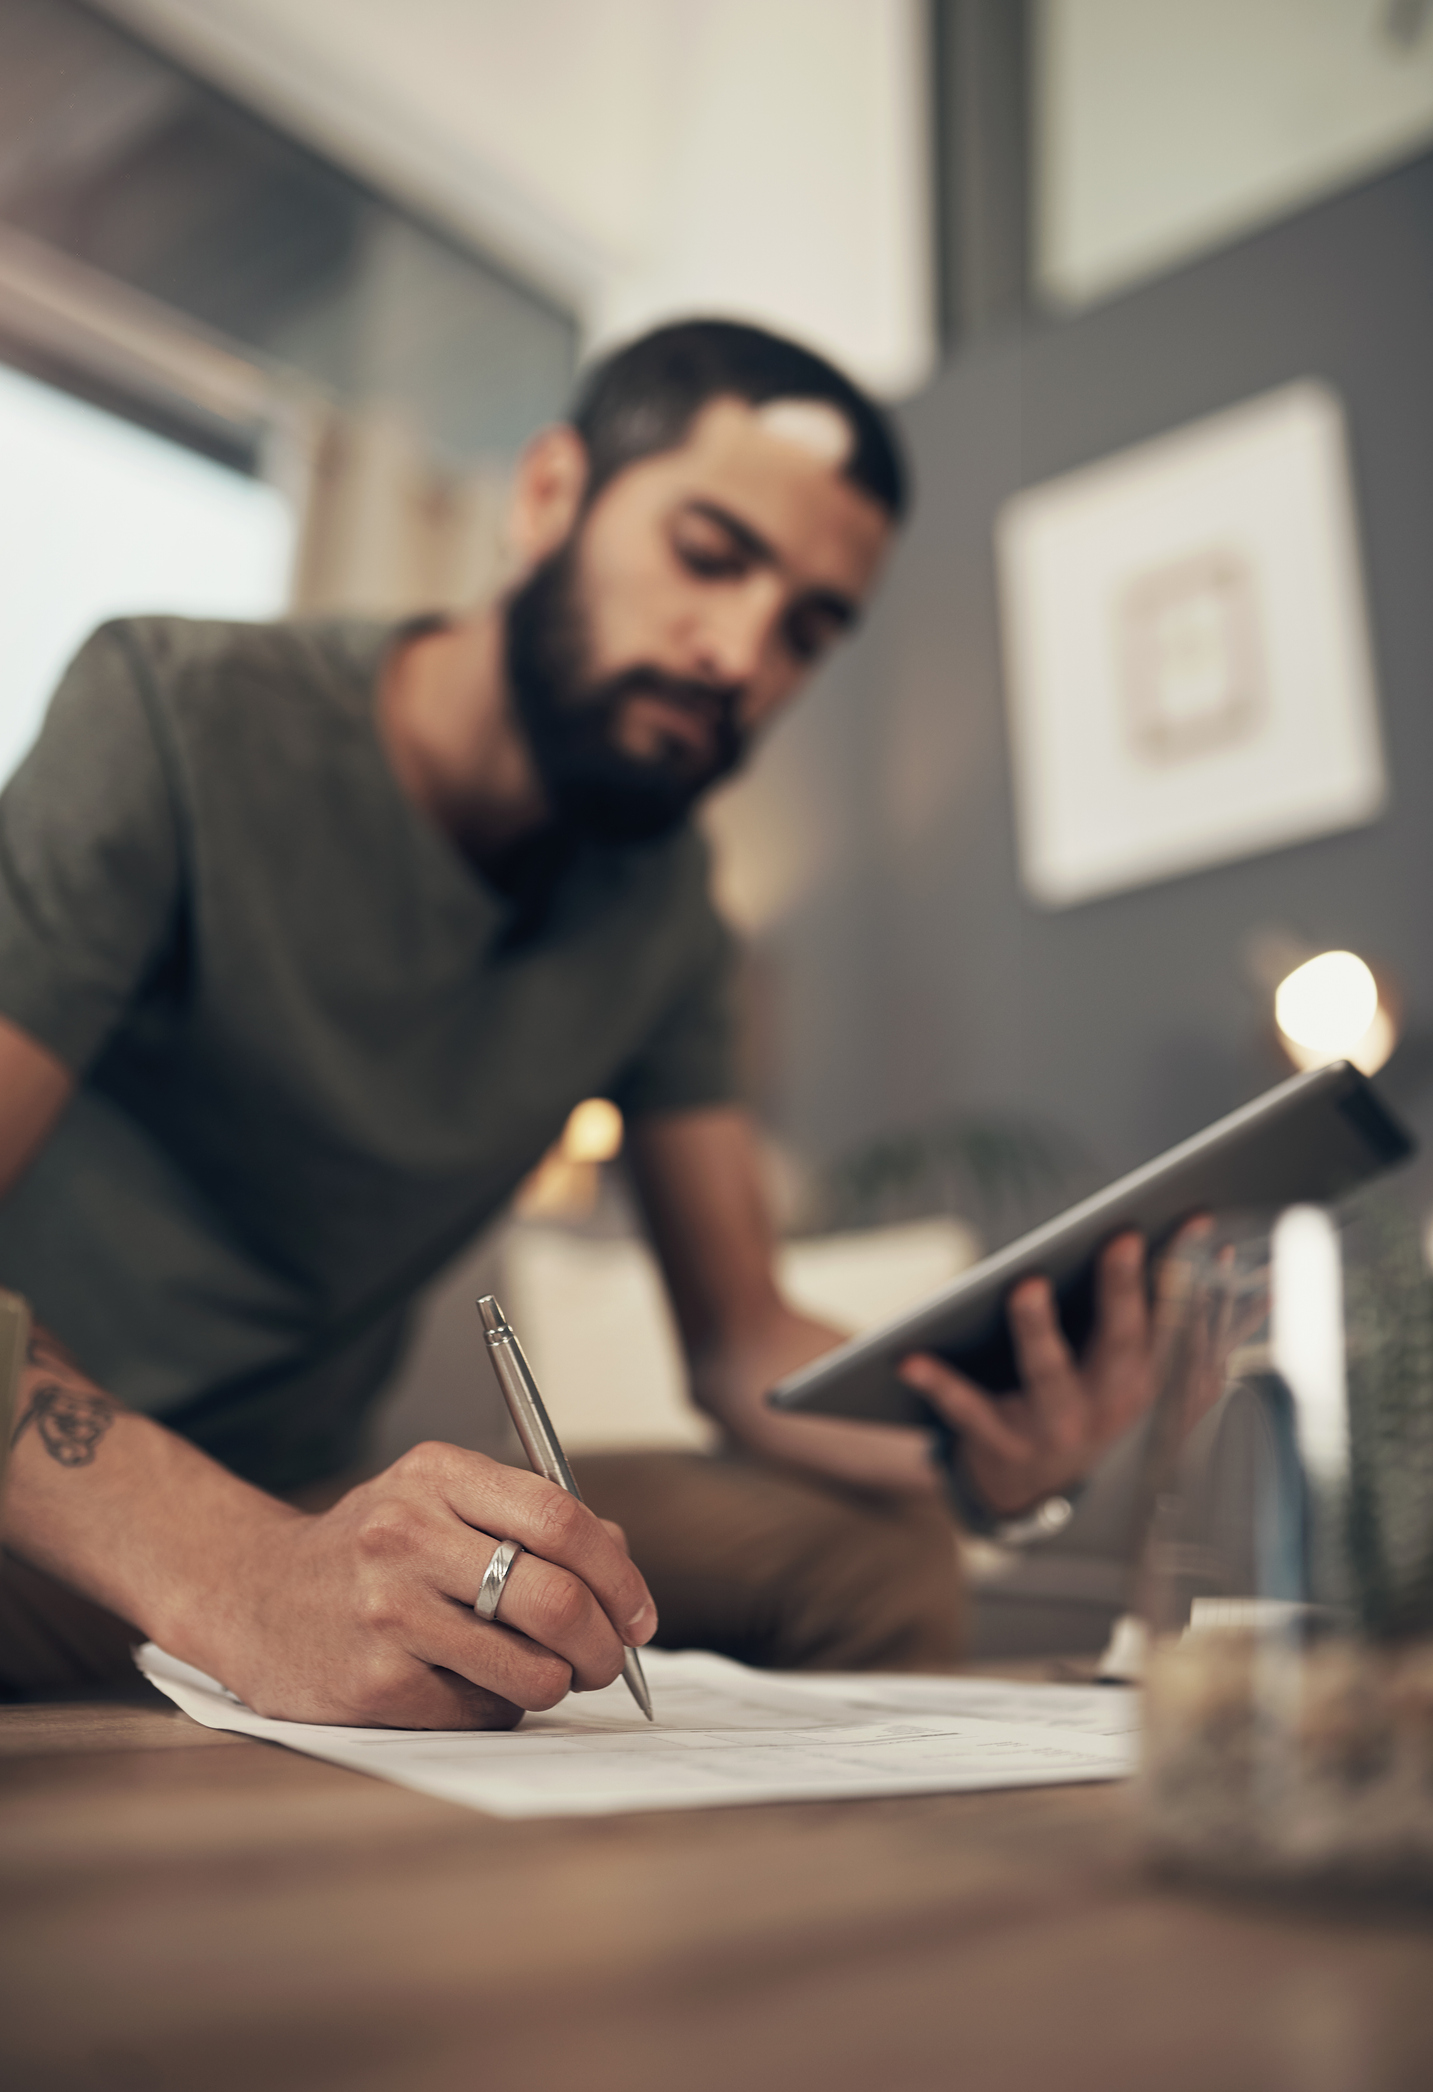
[561,1098,624,1164]
[1274,950,1393,1075]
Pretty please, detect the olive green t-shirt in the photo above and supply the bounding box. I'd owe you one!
[0,617,737,1488]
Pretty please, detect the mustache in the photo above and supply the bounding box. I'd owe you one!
[502,535,753,843]
[587,665,744,734]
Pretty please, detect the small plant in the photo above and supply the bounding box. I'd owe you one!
[817,1111,1092,1247]
[1342,1202,1433,1643]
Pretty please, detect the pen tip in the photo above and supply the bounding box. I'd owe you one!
[477,1295,508,1336]
[622,1650,654,1722]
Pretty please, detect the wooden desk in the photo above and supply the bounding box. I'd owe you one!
[1,1685,1429,2092]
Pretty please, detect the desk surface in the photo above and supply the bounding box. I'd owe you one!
[1,1683,1429,2092]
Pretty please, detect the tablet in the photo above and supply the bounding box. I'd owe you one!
[768,1061,1414,1427]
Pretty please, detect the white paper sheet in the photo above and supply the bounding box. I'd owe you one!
[136,1644,1138,1819]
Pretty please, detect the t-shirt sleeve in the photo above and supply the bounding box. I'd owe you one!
[0,622,182,1075]
[608,901,742,1120]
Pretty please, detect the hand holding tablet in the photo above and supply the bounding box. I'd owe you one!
[769,1065,1414,1521]
[898,1227,1194,1516]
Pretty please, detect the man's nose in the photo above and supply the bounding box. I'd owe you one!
[690,585,778,686]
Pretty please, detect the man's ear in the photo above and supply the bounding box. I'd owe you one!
[507,424,589,569]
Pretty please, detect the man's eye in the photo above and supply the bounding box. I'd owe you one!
[674,535,745,579]
[782,612,833,664]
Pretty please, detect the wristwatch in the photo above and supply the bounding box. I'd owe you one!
[929,1421,1084,1547]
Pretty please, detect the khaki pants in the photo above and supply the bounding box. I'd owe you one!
[0,1451,964,1697]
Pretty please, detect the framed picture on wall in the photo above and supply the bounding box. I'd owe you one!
[994,380,1387,909]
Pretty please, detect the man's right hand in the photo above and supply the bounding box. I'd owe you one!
[214,1443,658,1729]
[6,1326,656,1730]
[0,1017,657,1729]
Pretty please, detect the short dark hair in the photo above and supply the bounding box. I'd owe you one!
[568,318,909,521]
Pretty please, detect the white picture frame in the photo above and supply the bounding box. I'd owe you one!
[994,380,1387,909]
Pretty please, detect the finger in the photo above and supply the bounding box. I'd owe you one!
[1005,1279,1085,1446]
[416,1671,526,1731]
[1209,1243,1238,1363]
[1085,1233,1149,1374]
[1150,1217,1216,1366]
[1173,1245,1222,1417]
[1230,1281,1270,1355]
[1185,1243,1240,1431]
[413,1445,657,1644]
[599,1517,630,1556]
[1006,1275,1076,1385]
[272,1641,527,1732]
[472,1544,628,1695]
[898,1354,1029,1467]
[406,1603,578,1716]
[355,1485,638,1690]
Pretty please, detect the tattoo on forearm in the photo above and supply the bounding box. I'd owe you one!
[12,1383,117,1466]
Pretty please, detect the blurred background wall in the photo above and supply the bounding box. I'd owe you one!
[2,0,1432,1239]
[710,150,1433,1203]
[91,0,936,397]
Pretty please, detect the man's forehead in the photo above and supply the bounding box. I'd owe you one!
[752,397,855,468]
[646,395,889,600]
[675,393,855,479]
[576,391,893,599]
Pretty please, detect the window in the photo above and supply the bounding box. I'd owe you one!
[1035,0,1433,310]
[0,0,574,466]
[0,359,292,786]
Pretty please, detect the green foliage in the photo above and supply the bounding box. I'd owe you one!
[1343,1203,1433,1641]
[818,1112,1090,1245]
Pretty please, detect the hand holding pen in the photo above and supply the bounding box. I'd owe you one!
[478,1295,655,1720]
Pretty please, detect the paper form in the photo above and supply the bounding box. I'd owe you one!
[136,1644,1138,1819]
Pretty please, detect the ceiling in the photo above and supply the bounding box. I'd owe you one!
[92,0,937,398]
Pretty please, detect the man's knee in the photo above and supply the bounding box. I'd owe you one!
[576,1450,964,1673]
[764,1479,964,1671]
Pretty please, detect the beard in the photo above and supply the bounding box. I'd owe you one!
[502,534,749,845]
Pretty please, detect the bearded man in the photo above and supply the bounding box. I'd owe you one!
[0,322,1161,1723]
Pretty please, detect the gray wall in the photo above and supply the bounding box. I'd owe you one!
[717,150,1433,1220]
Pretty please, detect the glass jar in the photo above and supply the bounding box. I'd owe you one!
[1138,1202,1433,1891]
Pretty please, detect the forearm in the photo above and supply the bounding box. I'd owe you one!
[6,1327,299,1665]
[689,1303,941,1497]
[627,1110,941,1496]
[5,1325,659,1728]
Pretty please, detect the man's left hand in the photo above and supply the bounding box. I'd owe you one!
[897,1226,1206,1520]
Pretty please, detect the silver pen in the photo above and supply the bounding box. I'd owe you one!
[477,1294,654,1721]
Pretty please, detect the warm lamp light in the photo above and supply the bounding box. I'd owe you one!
[1274,950,1395,1076]
[560,1097,624,1164]
[515,1099,625,1221]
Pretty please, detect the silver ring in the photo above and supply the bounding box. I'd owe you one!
[474,1539,524,1623]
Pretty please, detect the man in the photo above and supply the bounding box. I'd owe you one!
[0,322,1161,1724]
